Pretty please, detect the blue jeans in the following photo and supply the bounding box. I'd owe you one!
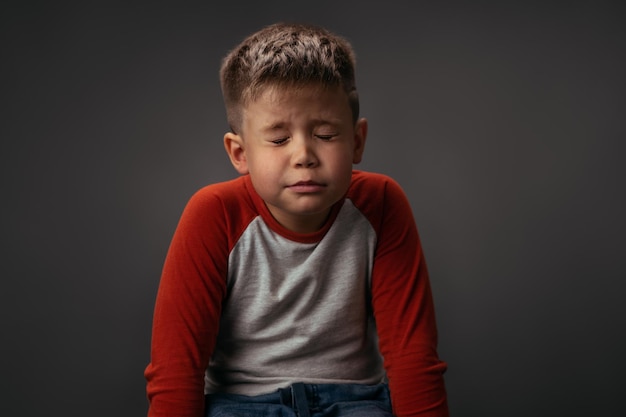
[205,382,393,417]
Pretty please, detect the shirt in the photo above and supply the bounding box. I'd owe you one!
[145,170,448,416]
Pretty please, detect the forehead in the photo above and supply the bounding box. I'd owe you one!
[242,83,351,127]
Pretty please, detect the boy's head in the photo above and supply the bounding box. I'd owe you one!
[220,22,359,134]
[220,23,367,234]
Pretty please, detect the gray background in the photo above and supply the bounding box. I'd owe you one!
[2,1,625,416]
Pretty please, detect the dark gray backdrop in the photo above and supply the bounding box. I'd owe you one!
[2,1,625,416]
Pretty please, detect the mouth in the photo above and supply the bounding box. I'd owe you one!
[287,180,326,193]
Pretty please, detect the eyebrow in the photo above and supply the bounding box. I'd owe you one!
[261,122,287,131]
[260,118,342,131]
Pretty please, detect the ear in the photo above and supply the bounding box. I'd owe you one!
[352,118,368,164]
[224,132,249,174]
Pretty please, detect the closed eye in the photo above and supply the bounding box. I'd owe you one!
[271,137,289,145]
[315,134,336,141]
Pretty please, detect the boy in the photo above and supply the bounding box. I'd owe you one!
[145,23,448,417]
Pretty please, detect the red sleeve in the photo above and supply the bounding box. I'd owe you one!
[144,180,252,417]
[368,176,449,417]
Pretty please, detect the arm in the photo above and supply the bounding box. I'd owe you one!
[144,189,230,417]
[370,179,449,417]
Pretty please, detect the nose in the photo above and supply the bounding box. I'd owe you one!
[292,137,319,168]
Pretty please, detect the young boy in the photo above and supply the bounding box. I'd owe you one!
[145,23,448,417]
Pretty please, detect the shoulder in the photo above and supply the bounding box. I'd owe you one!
[348,170,410,206]
[187,176,249,209]
[176,176,258,247]
[182,176,258,223]
[347,170,415,234]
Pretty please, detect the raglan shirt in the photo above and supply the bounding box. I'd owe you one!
[145,170,448,417]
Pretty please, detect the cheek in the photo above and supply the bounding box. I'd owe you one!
[328,148,356,170]
[325,152,355,188]
[248,155,281,185]
[249,170,276,201]
[246,150,269,172]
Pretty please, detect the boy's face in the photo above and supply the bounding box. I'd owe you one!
[224,84,367,233]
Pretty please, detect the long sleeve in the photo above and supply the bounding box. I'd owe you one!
[369,177,449,417]
[144,183,241,417]
[144,173,448,416]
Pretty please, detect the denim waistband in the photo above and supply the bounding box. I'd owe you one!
[206,382,391,417]
[279,383,311,417]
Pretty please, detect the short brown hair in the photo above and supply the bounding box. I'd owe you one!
[220,23,359,133]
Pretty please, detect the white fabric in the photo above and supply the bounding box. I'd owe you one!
[205,199,385,395]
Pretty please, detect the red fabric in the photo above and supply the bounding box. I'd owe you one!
[352,173,449,416]
[145,171,448,417]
